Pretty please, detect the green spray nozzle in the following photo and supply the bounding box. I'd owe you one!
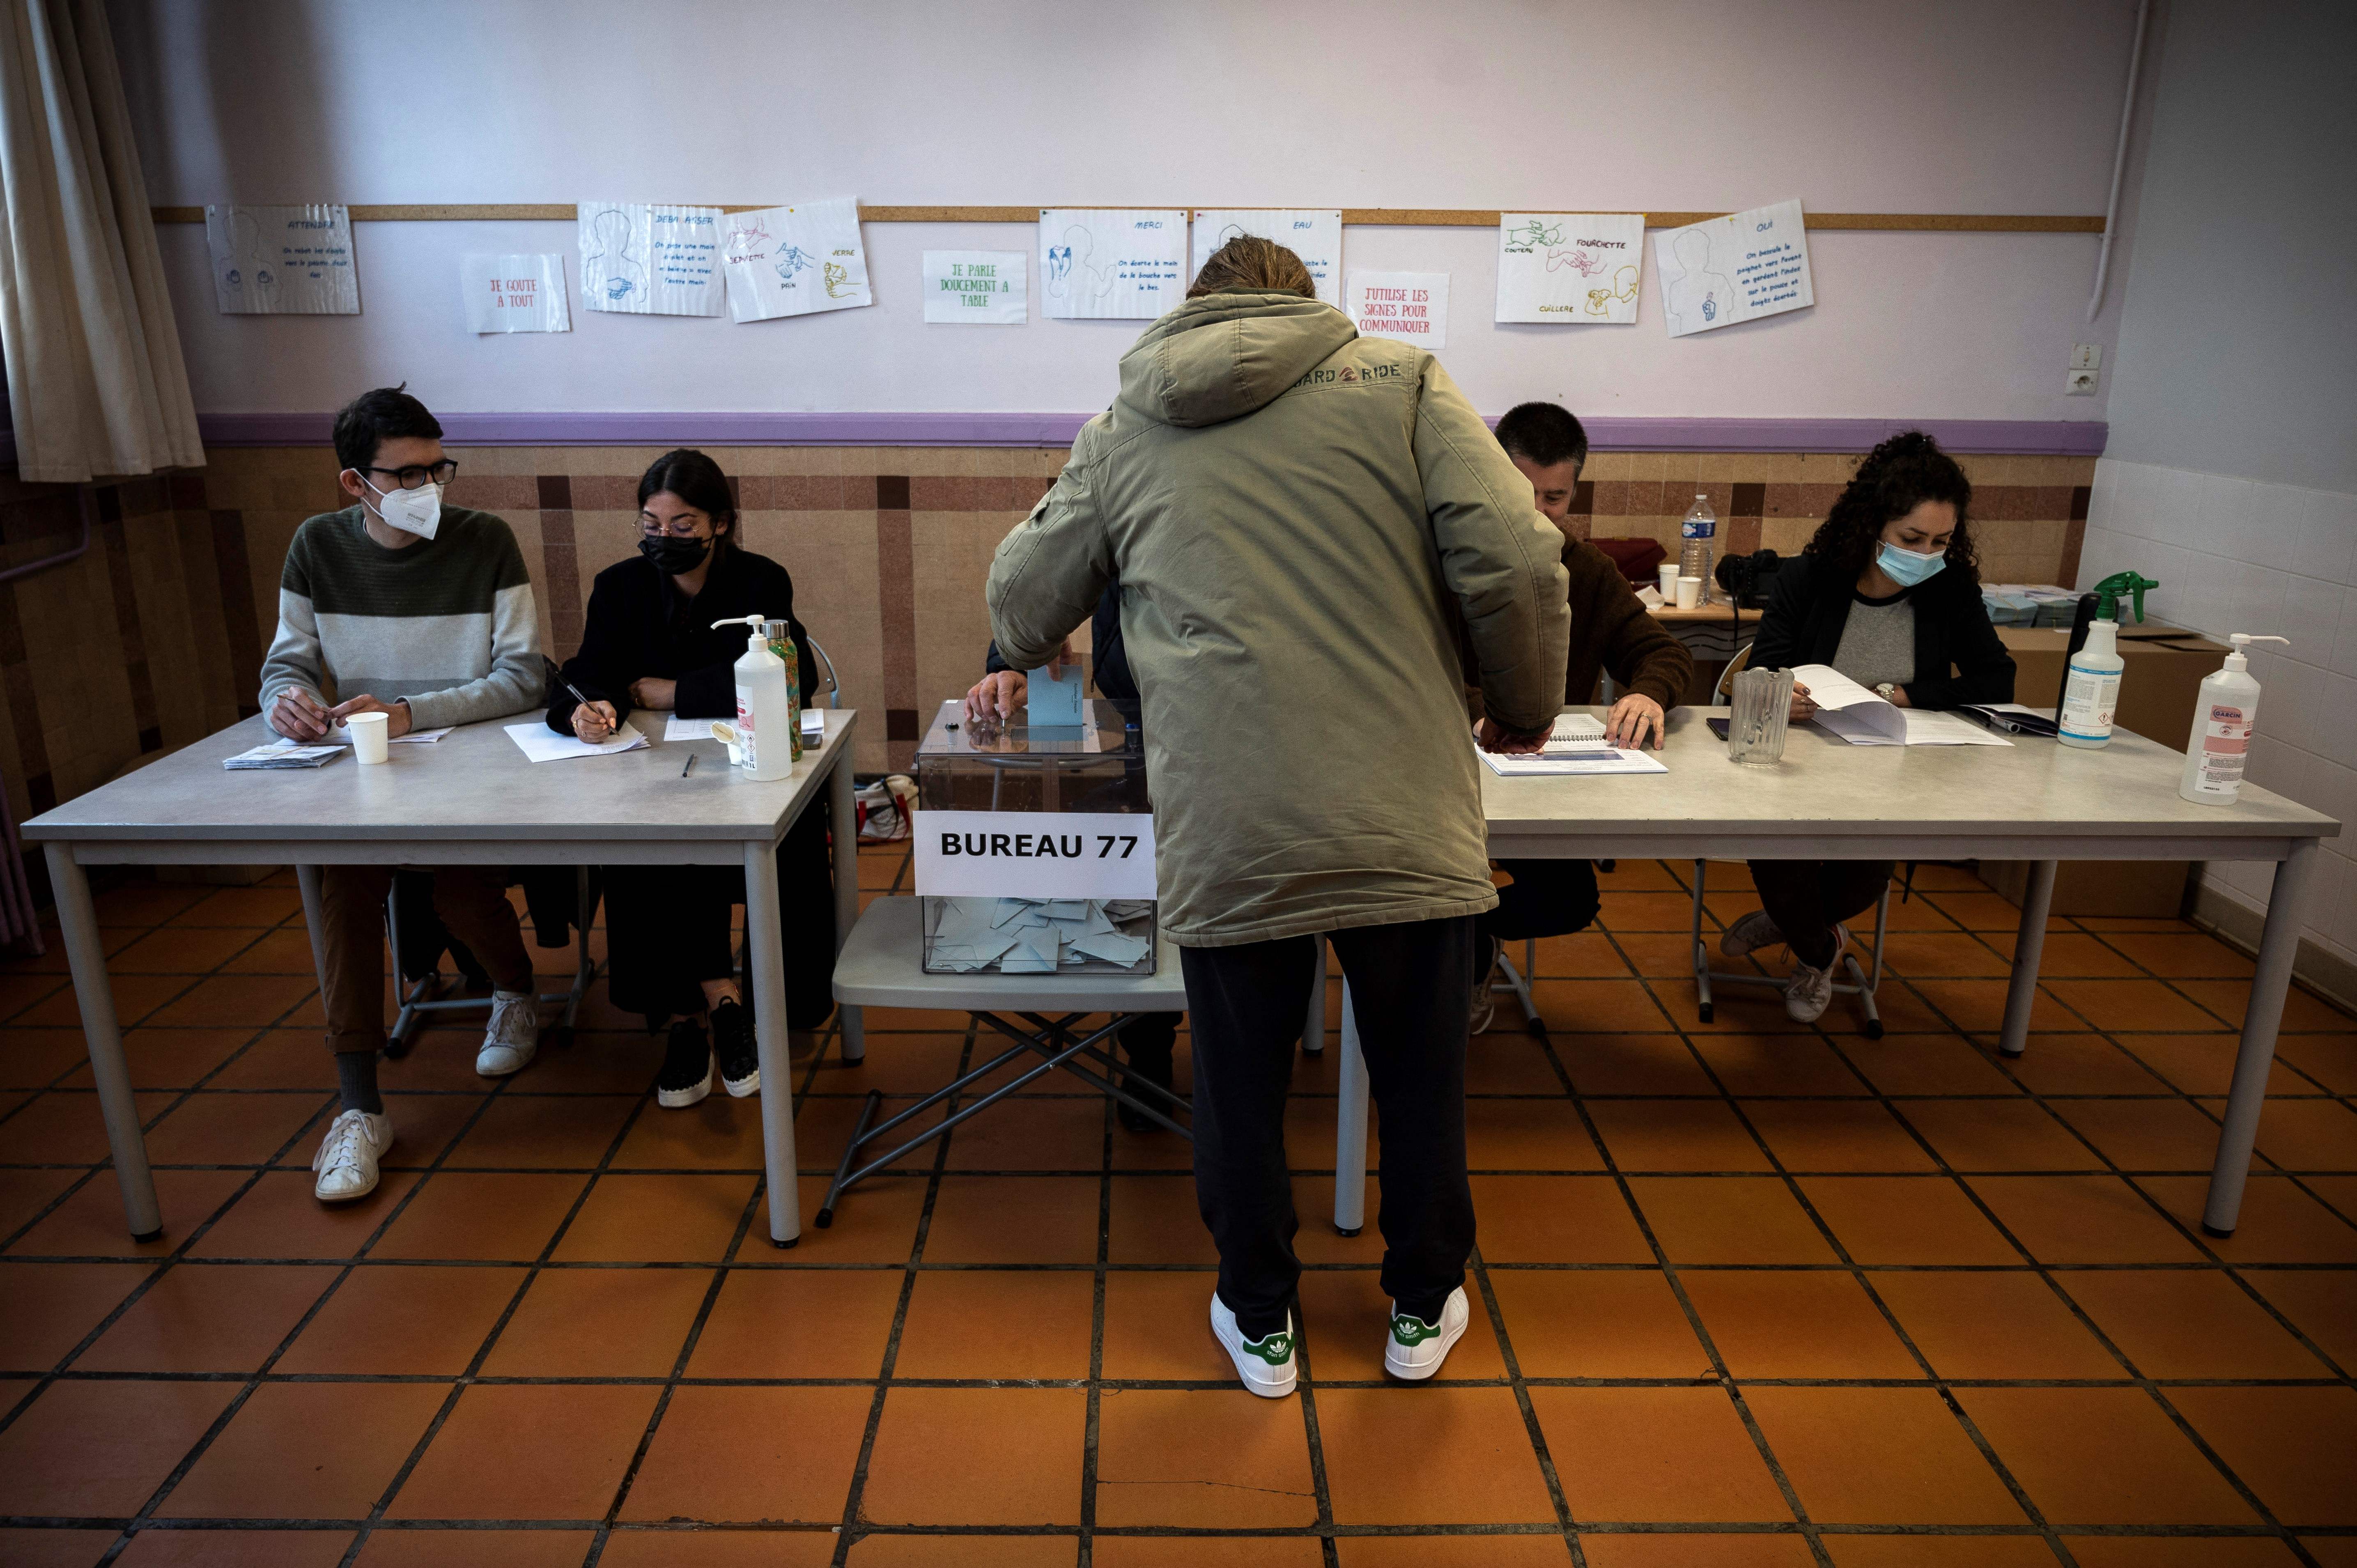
[2090,570,2159,624]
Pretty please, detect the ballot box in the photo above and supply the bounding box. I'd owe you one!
[910,699,1158,975]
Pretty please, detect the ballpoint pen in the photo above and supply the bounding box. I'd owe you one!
[681,754,696,777]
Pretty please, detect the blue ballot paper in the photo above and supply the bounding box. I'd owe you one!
[1027,662,1086,726]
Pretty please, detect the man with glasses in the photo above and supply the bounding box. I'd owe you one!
[261,385,546,1203]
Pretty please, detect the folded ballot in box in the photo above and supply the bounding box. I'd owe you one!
[910,698,1158,975]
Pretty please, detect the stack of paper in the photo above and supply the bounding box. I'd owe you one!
[318,724,454,745]
[1795,666,2012,748]
[1482,746,1668,777]
[926,896,1155,973]
[225,742,343,770]
[504,721,649,762]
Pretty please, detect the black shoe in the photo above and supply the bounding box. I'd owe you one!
[657,1019,712,1108]
[711,999,760,1098]
[1116,1044,1175,1133]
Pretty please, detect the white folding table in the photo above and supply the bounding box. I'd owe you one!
[1327,707,2340,1238]
[21,709,864,1248]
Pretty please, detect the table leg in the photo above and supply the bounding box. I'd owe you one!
[1332,979,1368,1237]
[1302,937,1326,1055]
[827,743,865,1065]
[44,845,160,1241]
[745,837,802,1246]
[295,865,332,999]
[1996,859,2057,1058]
[2202,840,2320,1237]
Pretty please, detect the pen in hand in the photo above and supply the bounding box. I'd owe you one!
[545,656,618,743]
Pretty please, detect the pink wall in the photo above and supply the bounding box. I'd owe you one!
[110,0,2154,424]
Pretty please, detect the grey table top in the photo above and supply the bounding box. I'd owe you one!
[833,895,1188,1011]
[24,710,860,845]
[1485,707,2339,845]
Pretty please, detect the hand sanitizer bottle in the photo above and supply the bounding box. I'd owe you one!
[2058,614,2123,749]
[2179,634,2290,804]
[712,615,793,781]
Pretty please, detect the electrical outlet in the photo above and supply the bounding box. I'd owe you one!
[2071,343,2102,371]
[2065,367,2100,395]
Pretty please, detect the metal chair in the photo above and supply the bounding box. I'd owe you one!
[384,868,602,1056]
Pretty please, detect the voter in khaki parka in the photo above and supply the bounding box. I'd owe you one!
[986,236,1571,1398]
[258,385,545,1208]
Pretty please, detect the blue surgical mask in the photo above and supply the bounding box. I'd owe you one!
[1877,540,1947,588]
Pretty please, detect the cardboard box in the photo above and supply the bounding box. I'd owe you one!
[1984,620,2223,917]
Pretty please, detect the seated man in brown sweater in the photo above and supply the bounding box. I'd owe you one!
[1475,402,1695,1028]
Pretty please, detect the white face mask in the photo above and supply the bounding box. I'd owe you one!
[365,477,443,540]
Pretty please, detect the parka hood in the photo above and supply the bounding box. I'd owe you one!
[1115,291,1360,429]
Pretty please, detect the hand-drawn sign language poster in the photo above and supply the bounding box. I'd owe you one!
[1039,210,1187,319]
[578,200,726,316]
[206,204,358,314]
[1495,213,1644,324]
[1654,199,1813,338]
[722,197,873,323]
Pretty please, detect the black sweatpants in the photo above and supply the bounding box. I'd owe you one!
[1476,859,1602,947]
[1181,914,1477,1337]
[1747,859,1892,968]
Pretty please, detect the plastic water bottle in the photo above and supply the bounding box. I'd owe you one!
[1679,494,1717,597]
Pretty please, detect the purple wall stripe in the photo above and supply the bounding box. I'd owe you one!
[187,411,2110,456]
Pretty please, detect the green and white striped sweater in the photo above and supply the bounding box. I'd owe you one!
[260,505,543,735]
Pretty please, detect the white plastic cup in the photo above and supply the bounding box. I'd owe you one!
[1675,575,1703,610]
[345,711,390,764]
[1657,563,1680,599]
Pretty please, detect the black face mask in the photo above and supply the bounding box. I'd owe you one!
[639,534,711,575]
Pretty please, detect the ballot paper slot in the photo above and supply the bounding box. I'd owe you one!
[914,700,1157,975]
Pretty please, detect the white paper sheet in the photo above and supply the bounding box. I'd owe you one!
[1347,271,1449,349]
[459,254,571,334]
[1495,213,1644,324]
[505,721,648,762]
[665,714,720,742]
[1796,666,2013,747]
[721,198,871,322]
[318,725,455,746]
[206,205,357,315]
[1039,210,1187,319]
[1481,747,1668,776]
[1655,199,1813,338]
[577,201,726,316]
[1190,210,1343,305]
[923,250,1027,324]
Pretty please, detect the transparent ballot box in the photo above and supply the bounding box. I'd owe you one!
[912,698,1157,976]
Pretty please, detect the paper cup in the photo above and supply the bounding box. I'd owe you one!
[1656,563,1680,599]
[1675,575,1703,609]
[345,711,390,763]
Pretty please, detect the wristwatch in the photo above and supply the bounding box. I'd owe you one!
[1874,683,1900,700]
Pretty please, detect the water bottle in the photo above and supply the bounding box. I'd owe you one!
[1679,494,1716,599]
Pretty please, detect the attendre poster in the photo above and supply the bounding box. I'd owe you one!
[1653,199,1814,337]
[1494,213,1644,324]
[721,198,872,323]
[577,200,727,316]
[1189,210,1343,305]
[205,204,358,314]
[1038,210,1187,319]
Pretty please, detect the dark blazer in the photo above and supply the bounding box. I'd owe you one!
[1750,551,2015,710]
[546,546,813,732]
[985,578,1134,700]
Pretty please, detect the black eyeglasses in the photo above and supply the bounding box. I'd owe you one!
[361,459,460,490]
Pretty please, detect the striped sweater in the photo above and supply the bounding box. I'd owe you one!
[260,505,543,735]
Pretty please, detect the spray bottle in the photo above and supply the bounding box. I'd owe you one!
[2179,634,2290,804]
[2057,611,2123,749]
[711,615,793,781]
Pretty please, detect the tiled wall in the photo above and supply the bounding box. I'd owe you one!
[2079,457,2357,975]
[0,445,2095,829]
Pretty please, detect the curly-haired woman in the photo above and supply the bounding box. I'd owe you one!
[1730,431,2015,1020]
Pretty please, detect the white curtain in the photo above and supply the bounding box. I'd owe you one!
[0,0,200,483]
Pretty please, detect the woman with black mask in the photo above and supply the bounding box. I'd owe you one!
[547,448,836,1107]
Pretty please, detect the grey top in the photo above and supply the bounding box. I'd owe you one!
[1830,592,1916,688]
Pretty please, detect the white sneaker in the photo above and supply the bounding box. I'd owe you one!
[1784,926,1849,1023]
[477,989,539,1076]
[1209,1292,1297,1399]
[1719,909,1785,959]
[1385,1286,1471,1380]
[1469,935,1501,1035]
[312,1109,393,1202]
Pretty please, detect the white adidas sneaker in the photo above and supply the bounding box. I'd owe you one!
[312,1109,393,1203]
[1384,1285,1470,1381]
[1210,1291,1298,1399]
[476,989,539,1076]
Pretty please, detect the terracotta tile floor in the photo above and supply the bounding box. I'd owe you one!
[1,847,2353,1564]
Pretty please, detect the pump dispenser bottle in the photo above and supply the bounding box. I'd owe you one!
[2058,614,2124,749]
[712,615,793,781]
[2180,634,2290,804]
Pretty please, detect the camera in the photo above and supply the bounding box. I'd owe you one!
[1714,548,1783,609]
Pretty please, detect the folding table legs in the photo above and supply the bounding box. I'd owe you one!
[45,844,160,1240]
[1332,980,1369,1237]
[1997,859,2058,1058]
[827,744,865,1065]
[2203,838,2321,1236]
[745,836,802,1245]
